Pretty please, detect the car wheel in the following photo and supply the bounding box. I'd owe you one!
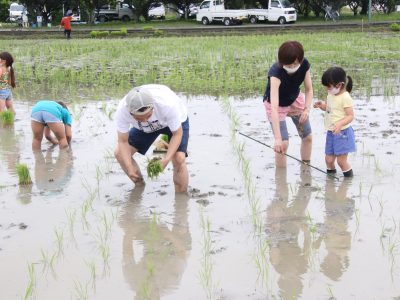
[99,15,106,23]
[202,17,209,25]
[249,16,257,24]
[278,17,286,24]
[223,18,231,26]
[121,15,130,22]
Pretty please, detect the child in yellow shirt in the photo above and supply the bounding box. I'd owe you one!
[314,67,355,177]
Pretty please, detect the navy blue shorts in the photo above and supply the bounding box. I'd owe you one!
[128,118,189,156]
[325,126,356,156]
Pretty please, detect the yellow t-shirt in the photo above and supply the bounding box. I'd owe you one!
[324,91,353,131]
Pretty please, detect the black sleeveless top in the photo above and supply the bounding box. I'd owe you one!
[263,58,310,107]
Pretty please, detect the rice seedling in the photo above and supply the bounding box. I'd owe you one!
[95,165,103,199]
[378,198,386,218]
[99,243,110,269]
[86,260,97,291]
[147,157,164,179]
[101,211,113,238]
[327,285,335,300]
[15,164,32,185]
[39,249,57,273]
[106,107,115,120]
[93,212,115,271]
[73,280,89,300]
[81,200,91,231]
[354,209,360,236]
[367,185,374,212]
[139,282,151,299]
[146,260,156,277]
[54,228,65,257]
[148,212,160,239]
[65,208,77,240]
[81,178,97,208]
[0,110,14,125]
[103,147,116,173]
[22,262,36,300]
[253,239,270,290]
[306,211,318,238]
[198,209,217,300]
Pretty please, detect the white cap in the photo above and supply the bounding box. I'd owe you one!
[125,86,154,116]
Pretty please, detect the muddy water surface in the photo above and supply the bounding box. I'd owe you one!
[1,95,400,299]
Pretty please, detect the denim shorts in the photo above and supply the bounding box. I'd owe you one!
[128,118,189,155]
[0,89,12,101]
[270,115,312,141]
[325,126,356,156]
[31,111,62,124]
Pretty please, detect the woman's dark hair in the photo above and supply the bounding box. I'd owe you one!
[0,52,15,88]
[321,67,353,93]
[278,41,304,65]
[57,101,68,110]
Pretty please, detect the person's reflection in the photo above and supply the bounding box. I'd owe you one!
[319,179,354,281]
[33,148,73,192]
[119,187,191,300]
[266,165,313,300]
[0,124,20,175]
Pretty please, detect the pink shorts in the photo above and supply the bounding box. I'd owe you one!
[264,92,306,121]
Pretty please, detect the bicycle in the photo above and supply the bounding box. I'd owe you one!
[324,5,339,21]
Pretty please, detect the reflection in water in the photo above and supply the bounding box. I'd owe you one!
[266,166,313,300]
[320,179,354,281]
[34,148,74,192]
[17,184,33,204]
[0,125,20,175]
[119,187,191,300]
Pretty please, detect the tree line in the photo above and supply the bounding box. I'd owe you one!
[0,0,398,24]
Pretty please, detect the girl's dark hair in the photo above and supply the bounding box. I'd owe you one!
[278,41,304,65]
[57,101,68,110]
[0,52,15,88]
[321,67,353,93]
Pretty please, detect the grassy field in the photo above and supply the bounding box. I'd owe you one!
[0,31,398,101]
[0,11,399,30]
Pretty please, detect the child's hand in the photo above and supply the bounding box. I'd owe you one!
[331,123,343,135]
[313,101,323,109]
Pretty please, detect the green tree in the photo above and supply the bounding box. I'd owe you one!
[0,0,11,22]
[347,0,361,15]
[376,0,397,13]
[20,0,63,24]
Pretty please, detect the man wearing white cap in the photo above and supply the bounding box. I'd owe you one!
[114,84,189,192]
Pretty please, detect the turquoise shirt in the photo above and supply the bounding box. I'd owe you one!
[32,101,72,125]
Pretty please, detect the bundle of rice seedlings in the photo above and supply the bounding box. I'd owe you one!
[0,110,14,125]
[15,164,32,185]
[160,134,169,143]
[147,157,164,179]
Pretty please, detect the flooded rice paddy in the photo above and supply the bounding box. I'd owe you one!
[1,91,400,299]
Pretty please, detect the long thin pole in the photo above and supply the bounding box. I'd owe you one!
[238,131,340,180]
[368,0,372,22]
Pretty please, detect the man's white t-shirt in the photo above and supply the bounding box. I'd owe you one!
[115,84,188,134]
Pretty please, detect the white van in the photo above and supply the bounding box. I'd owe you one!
[9,2,26,22]
[148,2,166,19]
[196,0,247,25]
[247,0,297,24]
[196,0,296,25]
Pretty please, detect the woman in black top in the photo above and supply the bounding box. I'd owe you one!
[263,41,313,167]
